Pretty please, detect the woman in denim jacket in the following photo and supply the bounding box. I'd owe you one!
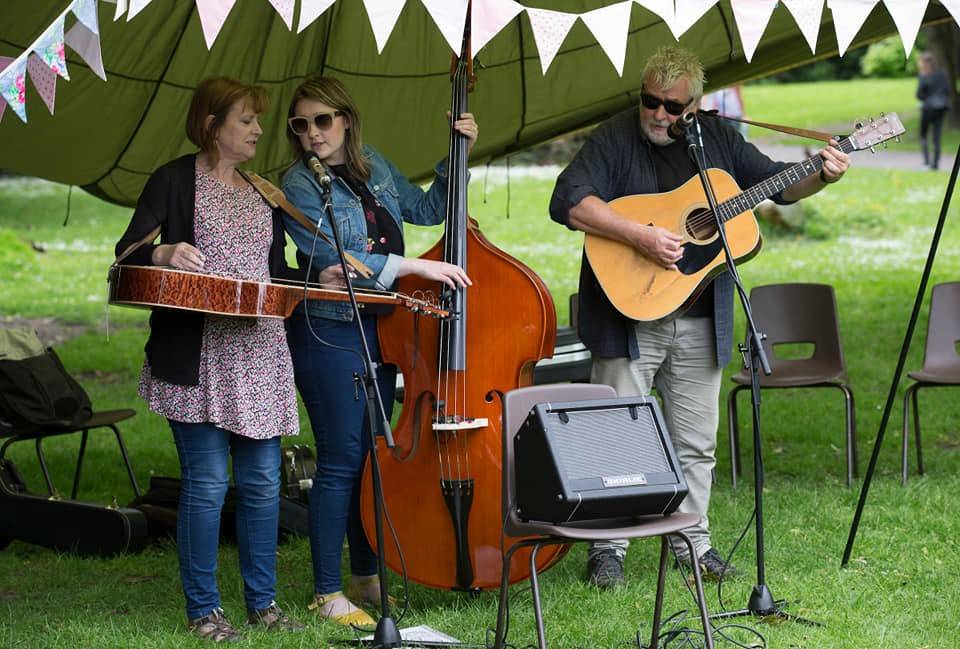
[281,76,476,625]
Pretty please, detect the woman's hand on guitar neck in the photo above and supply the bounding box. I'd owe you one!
[152,242,205,271]
[636,225,684,271]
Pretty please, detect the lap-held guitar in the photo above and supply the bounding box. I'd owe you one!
[584,113,905,322]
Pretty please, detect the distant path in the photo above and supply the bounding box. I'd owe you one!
[752,139,956,172]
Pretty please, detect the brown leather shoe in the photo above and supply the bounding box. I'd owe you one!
[247,601,305,632]
[187,608,243,643]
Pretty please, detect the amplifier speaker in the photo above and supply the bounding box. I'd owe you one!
[514,396,688,524]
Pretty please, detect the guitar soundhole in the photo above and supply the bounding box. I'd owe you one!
[685,208,718,242]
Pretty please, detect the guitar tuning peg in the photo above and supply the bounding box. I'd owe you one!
[856,121,864,130]
[896,135,902,143]
[870,146,877,154]
[880,111,886,118]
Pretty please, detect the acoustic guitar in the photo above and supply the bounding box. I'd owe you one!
[584,113,905,322]
[107,265,448,319]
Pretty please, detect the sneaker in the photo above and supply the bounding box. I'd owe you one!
[187,607,243,643]
[247,601,305,632]
[586,549,626,588]
[693,548,740,580]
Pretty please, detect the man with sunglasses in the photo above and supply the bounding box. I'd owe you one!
[549,45,850,589]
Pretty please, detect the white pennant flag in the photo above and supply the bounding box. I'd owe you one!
[672,0,718,38]
[581,1,634,77]
[113,0,127,22]
[126,0,153,21]
[827,0,879,56]
[268,0,295,30]
[525,8,578,74]
[71,0,100,35]
[883,0,928,55]
[473,0,524,53]
[65,20,106,81]
[782,0,824,53]
[299,0,337,33]
[196,0,239,47]
[633,0,677,40]
[361,0,406,53]
[421,0,469,54]
[731,0,779,62]
[940,0,960,23]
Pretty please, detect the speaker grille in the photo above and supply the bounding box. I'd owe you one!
[547,405,671,480]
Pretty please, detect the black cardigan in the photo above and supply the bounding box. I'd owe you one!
[114,154,301,386]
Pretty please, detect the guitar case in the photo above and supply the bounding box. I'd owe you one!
[0,458,148,557]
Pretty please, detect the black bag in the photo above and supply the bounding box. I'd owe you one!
[0,328,93,430]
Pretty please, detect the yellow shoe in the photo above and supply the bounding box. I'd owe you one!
[346,575,396,608]
[307,592,375,626]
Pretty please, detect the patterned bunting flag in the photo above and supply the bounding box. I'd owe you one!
[0,57,12,123]
[27,53,58,115]
[32,14,69,80]
[525,7,578,74]
[71,0,100,35]
[196,0,239,48]
[0,55,29,122]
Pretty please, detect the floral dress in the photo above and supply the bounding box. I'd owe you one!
[139,168,299,439]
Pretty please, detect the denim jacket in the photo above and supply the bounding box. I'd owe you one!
[282,145,448,321]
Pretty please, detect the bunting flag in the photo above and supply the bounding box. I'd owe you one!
[421,0,469,54]
[782,0,824,53]
[32,14,69,80]
[298,0,337,33]
[633,0,676,39]
[65,21,107,81]
[268,0,295,30]
[525,7,578,74]
[731,0,779,62]
[113,0,127,21]
[672,0,718,39]
[941,0,960,23]
[361,0,406,53]
[126,0,153,21]
[71,0,99,35]
[27,53,57,115]
[0,57,13,123]
[581,1,633,76]
[0,55,28,122]
[196,0,239,47]
[472,0,524,53]
[883,0,928,55]
[828,0,879,56]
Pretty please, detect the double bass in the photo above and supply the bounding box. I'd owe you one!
[359,19,564,591]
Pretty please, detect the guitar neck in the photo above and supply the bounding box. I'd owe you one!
[717,136,854,223]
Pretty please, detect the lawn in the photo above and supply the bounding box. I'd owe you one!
[2,78,960,648]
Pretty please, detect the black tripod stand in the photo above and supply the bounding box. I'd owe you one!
[680,114,817,625]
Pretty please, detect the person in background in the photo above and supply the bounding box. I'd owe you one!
[917,52,952,170]
[115,77,304,642]
[700,84,748,139]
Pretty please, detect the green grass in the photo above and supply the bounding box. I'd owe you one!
[744,78,960,155]
[3,82,960,647]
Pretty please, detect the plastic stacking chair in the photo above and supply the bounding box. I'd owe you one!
[901,281,960,485]
[492,383,713,649]
[727,283,857,488]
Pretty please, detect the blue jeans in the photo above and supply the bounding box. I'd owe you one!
[286,311,396,595]
[170,421,281,619]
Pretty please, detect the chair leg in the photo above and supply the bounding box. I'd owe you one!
[34,438,56,496]
[901,384,915,486]
[838,385,856,487]
[727,386,743,489]
[71,429,89,500]
[649,536,670,649]
[912,386,924,476]
[674,532,714,649]
[108,424,142,497]
[528,543,548,649]
[493,542,523,649]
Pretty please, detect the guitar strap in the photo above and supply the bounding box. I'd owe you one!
[238,169,374,279]
[701,109,835,143]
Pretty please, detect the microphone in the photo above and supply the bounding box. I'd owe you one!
[667,111,697,140]
[302,151,333,189]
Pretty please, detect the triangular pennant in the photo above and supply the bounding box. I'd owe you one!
[473,0,524,53]
[782,0,824,53]
[940,0,960,23]
[581,1,634,77]
[126,0,153,21]
[196,0,239,47]
[0,55,29,122]
[827,0,879,56]
[633,0,677,39]
[421,0,469,54]
[0,96,6,123]
[65,21,107,81]
[298,0,337,33]
[882,0,928,55]
[114,0,127,22]
[31,13,69,80]
[27,53,57,115]
[672,0,719,38]
[731,0,779,62]
[361,0,406,53]
[267,0,295,30]
[525,7,578,74]
[71,0,100,35]
[0,56,13,124]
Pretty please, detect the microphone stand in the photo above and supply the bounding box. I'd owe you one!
[311,167,401,649]
[680,114,816,625]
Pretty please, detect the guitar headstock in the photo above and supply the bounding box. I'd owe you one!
[848,113,905,151]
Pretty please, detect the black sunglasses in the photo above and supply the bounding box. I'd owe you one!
[287,111,343,135]
[640,93,692,116]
